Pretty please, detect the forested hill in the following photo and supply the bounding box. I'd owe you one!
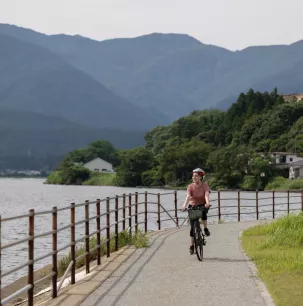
[116,89,303,189]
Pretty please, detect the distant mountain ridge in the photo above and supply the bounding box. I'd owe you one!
[0,33,161,130]
[1,23,302,119]
[1,23,303,170]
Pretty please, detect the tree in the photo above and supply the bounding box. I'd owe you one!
[116,147,155,187]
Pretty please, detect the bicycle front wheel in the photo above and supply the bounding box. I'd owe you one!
[193,220,203,261]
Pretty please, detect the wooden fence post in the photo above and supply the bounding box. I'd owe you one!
[287,189,290,215]
[106,197,110,258]
[128,193,132,236]
[218,190,221,222]
[237,190,240,222]
[85,200,90,274]
[174,191,179,226]
[145,192,148,233]
[122,194,126,231]
[96,199,101,266]
[157,193,161,230]
[272,190,275,219]
[256,190,259,220]
[135,192,138,234]
[115,196,119,251]
[70,203,76,284]
[52,206,58,298]
[28,209,35,306]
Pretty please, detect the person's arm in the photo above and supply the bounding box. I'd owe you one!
[182,185,191,211]
[204,183,210,208]
[182,194,190,211]
[205,191,210,208]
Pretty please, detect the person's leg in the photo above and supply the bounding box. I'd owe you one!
[202,208,210,236]
[189,219,194,254]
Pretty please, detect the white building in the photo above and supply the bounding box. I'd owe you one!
[271,152,303,164]
[289,160,303,179]
[83,158,113,173]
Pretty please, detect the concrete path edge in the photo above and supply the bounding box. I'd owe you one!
[238,230,275,306]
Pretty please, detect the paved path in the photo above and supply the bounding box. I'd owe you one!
[80,221,271,306]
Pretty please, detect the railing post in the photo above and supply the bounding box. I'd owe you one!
[145,192,148,233]
[52,206,58,298]
[28,209,35,306]
[157,193,161,230]
[122,194,126,231]
[272,190,275,219]
[106,197,110,258]
[237,190,240,222]
[115,196,119,251]
[218,190,221,222]
[128,193,132,236]
[85,200,90,274]
[174,191,179,226]
[96,199,101,266]
[287,189,290,215]
[135,192,138,234]
[256,190,259,220]
[70,203,76,285]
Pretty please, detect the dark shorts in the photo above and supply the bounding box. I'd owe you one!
[189,204,209,237]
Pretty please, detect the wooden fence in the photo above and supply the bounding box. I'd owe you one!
[0,189,302,305]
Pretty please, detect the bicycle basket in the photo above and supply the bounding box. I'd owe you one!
[188,208,204,221]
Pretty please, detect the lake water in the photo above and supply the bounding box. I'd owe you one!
[0,178,302,287]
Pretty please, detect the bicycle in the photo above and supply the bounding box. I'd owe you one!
[184,205,211,261]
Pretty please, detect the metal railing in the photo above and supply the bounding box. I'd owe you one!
[0,191,178,306]
[1,189,303,305]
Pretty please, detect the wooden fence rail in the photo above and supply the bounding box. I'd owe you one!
[1,189,303,305]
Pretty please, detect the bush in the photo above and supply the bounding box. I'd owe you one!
[46,171,64,184]
[83,172,116,186]
[265,176,303,190]
[240,175,264,190]
[265,176,287,190]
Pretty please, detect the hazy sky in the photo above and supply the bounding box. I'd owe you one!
[1,0,302,50]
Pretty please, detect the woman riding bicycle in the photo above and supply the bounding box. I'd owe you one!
[181,168,210,255]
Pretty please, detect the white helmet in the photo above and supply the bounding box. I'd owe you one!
[192,168,205,177]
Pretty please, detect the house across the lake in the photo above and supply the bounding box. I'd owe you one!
[83,158,113,173]
[262,152,303,179]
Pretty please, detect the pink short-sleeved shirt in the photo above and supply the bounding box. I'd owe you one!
[187,183,210,205]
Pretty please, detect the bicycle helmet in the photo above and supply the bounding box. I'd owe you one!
[192,168,205,177]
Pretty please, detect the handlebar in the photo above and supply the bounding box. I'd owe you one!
[181,205,212,211]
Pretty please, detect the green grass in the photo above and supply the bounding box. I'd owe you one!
[265,176,303,190]
[242,213,303,305]
[83,172,116,186]
[58,229,148,276]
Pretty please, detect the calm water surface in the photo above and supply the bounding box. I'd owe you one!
[0,178,301,287]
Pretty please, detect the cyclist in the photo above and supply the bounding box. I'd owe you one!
[181,168,210,255]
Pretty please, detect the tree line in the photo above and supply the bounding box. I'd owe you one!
[51,88,303,189]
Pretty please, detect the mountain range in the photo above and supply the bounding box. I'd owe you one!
[0,23,303,169]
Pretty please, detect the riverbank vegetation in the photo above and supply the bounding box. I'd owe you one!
[58,230,148,275]
[241,213,303,305]
[47,89,303,190]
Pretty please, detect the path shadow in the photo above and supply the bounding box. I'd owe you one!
[83,228,186,306]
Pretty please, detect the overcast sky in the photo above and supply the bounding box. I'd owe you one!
[1,0,302,50]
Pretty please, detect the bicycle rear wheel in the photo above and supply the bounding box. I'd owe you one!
[193,220,203,261]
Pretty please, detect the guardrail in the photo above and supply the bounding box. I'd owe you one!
[1,189,302,305]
